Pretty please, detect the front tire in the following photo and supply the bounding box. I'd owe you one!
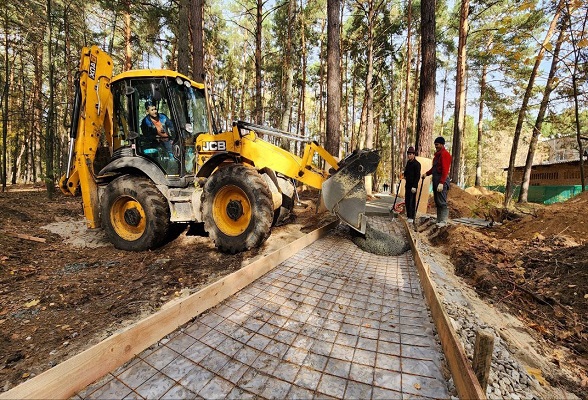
[202,164,273,254]
[101,175,171,251]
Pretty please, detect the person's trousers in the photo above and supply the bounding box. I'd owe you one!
[405,189,417,219]
[432,179,449,223]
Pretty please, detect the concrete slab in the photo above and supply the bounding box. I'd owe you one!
[75,216,450,399]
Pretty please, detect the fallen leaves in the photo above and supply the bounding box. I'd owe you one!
[24,299,40,308]
[526,367,547,386]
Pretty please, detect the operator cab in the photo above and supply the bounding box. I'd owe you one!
[110,72,210,178]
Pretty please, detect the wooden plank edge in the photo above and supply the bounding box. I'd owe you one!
[0,220,339,400]
[402,219,486,400]
[1,231,47,243]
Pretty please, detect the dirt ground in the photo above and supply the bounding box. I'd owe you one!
[0,185,335,393]
[426,184,587,398]
[1,184,587,398]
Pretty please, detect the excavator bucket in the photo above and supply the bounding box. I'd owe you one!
[322,149,381,234]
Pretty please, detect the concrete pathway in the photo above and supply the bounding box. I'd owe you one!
[74,217,450,399]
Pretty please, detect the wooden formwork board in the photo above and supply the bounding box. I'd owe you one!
[0,220,339,400]
[403,219,486,400]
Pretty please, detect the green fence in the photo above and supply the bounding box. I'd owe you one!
[485,185,587,204]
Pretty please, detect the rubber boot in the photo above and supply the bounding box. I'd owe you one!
[436,207,449,227]
[442,206,449,223]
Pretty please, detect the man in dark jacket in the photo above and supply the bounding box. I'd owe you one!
[403,146,421,223]
[422,136,452,226]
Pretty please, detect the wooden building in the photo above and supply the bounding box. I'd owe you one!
[510,159,587,204]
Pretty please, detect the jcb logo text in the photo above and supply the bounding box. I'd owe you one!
[202,141,227,151]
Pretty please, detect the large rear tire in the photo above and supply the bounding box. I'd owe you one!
[101,175,171,251]
[202,164,273,254]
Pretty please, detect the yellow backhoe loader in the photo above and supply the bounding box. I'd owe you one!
[59,46,380,253]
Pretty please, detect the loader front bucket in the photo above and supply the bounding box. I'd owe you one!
[322,149,380,234]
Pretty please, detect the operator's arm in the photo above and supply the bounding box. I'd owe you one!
[163,115,175,139]
[140,117,154,137]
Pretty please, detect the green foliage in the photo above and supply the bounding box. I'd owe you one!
[0,0,586,187]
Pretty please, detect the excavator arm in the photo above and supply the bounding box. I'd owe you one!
[197,121,380,233]
[59,46,115,228]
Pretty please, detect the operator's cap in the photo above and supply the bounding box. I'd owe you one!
[434,136,445,145]
[407,146,415,154]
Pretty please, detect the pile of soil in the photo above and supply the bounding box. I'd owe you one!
[0,185,332,393]
[426,183,506,220]
[431,189,588,398]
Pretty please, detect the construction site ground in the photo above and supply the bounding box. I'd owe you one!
[76,216,449,399]
[0,184,586,398]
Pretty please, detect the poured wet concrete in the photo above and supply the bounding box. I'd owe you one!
[351,222,410,256]
[74,216,449,399]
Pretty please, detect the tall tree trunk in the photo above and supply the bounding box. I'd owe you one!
[450,0,469,185]
[239,41,247,120]
[255,0,263,124]
[362,0,378,194]
[475,63,487,187]
[33,43,43,183]
[192,0,205,81]
[388,58,397,189]
[401,0,412,160]
[364,0,374,150]
[569,4,587,192]
[415,0,435,158]
[108,12,117,54]
[519,14,567,202]
[11,59,24,184]
[326,0,341,157]
[177,0,190,75]
[350,67,356,150]
[504,0,564,206]
[45,0,55,198]
[124,1,132,71]
[410,36,420,147]
[440,65,448,139]
[1,12,8,191]
[280,0,296,148]
[299,0,307,143]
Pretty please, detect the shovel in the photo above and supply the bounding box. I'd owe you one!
[413,176,426,227]
[390,175,403,219]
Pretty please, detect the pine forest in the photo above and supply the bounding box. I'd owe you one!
[0,0,586,204]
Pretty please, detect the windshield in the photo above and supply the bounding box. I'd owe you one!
[169,82,210,136]
[168,80,209,174]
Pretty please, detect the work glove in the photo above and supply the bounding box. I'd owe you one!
[437,183,444,192]
[411,187,417,193]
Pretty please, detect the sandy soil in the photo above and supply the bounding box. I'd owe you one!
[0,186,335,393]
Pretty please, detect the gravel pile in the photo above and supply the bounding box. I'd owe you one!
[442,299,541,400]
[350,222,410,256]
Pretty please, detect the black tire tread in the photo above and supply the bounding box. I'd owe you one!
[101,175,171,251]
[202,165,273,254]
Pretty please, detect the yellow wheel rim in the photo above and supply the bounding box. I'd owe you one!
[212,185,252,236]
[110,196,146,241]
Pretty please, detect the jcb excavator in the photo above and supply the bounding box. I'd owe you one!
[59,46,380,253]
